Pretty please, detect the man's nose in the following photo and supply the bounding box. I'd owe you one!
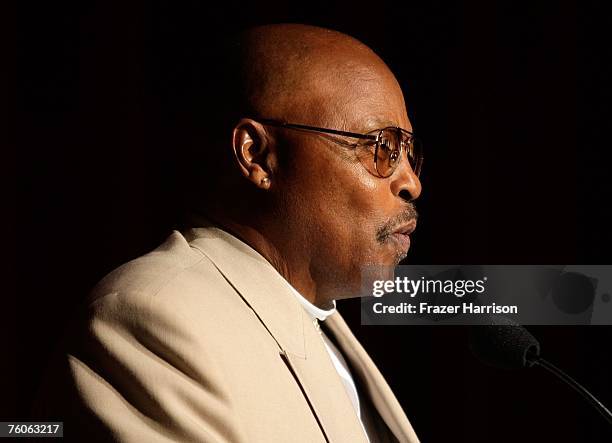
[390,155,421,202]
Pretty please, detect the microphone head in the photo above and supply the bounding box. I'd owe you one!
[469,316,541,369]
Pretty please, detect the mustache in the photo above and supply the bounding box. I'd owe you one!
[376,203,419,244]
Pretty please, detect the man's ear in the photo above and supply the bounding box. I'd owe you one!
[232,118,275,190]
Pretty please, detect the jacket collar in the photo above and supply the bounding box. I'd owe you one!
[183,222,308,358]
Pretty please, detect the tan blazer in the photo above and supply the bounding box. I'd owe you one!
[35,224,420,443]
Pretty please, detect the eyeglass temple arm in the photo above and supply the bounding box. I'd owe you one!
[257,119,378,141]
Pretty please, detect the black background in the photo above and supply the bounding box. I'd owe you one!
[12,0,612,442]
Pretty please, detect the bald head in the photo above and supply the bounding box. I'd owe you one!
[235,24,404,127]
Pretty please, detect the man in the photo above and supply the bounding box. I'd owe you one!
[35,24,422,442]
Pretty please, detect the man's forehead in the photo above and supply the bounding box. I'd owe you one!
[293,61,406,120]
[329,86,410,133]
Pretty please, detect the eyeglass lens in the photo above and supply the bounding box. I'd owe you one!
[375,128,422,177]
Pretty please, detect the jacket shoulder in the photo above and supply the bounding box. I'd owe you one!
[88,230,214,304]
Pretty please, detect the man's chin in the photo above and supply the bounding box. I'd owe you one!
[381,244,409,267]
[394,250,408,265]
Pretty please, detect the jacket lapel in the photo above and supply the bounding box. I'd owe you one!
[183,225,369,442]
[324,313,420,443]
[280,315,370,443]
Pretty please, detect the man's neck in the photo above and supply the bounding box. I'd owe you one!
[198,213,331,309]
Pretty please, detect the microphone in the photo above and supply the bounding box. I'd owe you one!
[469,316,612,426]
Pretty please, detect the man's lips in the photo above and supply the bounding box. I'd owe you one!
[390,219,417,253]
[392,219,417,236]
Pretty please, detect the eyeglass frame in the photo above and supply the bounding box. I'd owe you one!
[254,118,422,178]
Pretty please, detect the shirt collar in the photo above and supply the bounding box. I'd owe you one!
[286,283,336,321]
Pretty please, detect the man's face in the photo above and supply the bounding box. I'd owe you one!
[270,59,422,299]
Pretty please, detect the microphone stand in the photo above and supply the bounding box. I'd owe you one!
[530,357,612,426]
